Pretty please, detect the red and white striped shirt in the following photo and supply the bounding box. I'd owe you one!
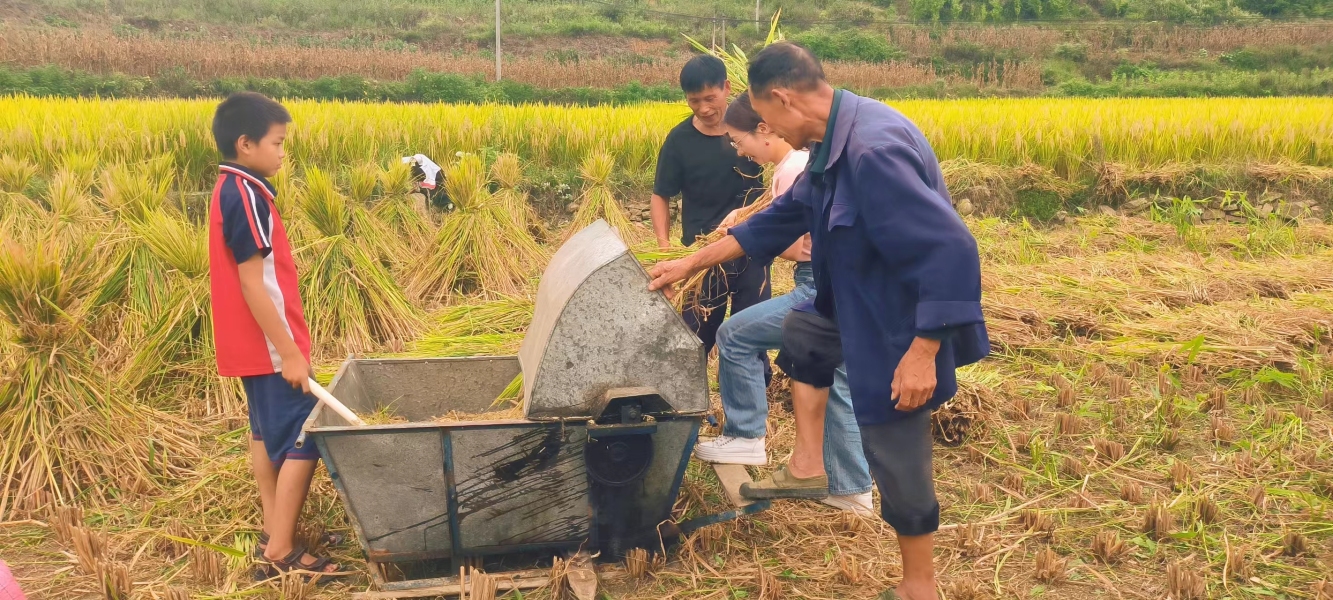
[208,163,311,377]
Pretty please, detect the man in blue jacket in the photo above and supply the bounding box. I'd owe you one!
[649,42,989,600]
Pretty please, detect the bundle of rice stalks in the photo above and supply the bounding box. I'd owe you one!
[124,210,243,415]
[39,169,104,230]
[941,159,1011,206]
[491,153,545,240]
[405,332,523,358]
[0,154,37,194]
[0,156,37,218]
[58,151,101,189]
[370,161,435,255]
[664,183,776,312]
[297,166,424,355]
[349,161,380,203]
[566,150,638,242]
[431,296,534,338]
[0,237,201,519]
[409,155,543,301]
[97,156,174,222]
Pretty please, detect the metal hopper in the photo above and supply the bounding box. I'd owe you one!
[302,220,764,597]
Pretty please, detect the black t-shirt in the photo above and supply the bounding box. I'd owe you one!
[653,117,764,246]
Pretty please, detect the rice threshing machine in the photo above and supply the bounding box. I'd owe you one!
[300,220,770,598]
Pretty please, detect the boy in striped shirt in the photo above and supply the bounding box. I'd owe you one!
[209,92,340,576]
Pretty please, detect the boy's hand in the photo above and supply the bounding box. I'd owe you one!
[281,352,312,393]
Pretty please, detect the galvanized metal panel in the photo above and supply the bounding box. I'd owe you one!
[331,357,521,421]
[623,418,700,534]
[452,424,591,549]
[520,220,708,419]
[321,430,452,560]
[324,361,370,427]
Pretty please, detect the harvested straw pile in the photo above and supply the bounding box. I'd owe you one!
[297,166,424,355]
[431,295,534,338]
[370,160,436,255]
[409,154,544,301]
[663,184,775,312]
[491,153,546,240]
[0,235,200,518]
[566,149,639,242]
[124,210,242,415]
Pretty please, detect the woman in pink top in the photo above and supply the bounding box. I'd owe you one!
[692,93,873,514]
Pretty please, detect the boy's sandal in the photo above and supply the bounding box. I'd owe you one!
[254,530,347,558]
[261,545,345,580]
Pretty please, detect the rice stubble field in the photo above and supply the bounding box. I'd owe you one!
[1,95,1332,599]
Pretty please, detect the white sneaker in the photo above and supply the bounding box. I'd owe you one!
[694,436,767,466]
[822,492,874,516]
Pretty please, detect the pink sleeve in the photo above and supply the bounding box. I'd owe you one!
[771,157,806,197]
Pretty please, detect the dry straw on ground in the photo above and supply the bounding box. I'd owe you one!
[6,171,1333,598]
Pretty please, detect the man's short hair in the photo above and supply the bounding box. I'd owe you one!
[747,42,826,96]
[680,54,728,94]
[212,92,291,160]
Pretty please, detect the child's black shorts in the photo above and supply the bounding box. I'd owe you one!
[775,310,843,389]
[242,373,320,465]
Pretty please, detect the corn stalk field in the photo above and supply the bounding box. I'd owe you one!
[2,96,1333,599]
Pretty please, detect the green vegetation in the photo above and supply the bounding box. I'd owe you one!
[5,0,1333,101]
[0,66,682,105]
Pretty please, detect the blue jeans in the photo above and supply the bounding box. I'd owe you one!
[715,264,873,496]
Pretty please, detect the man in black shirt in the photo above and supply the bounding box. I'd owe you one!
[650,54,770,370]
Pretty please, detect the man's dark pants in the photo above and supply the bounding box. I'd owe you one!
[777,310,941,536]
[683,256,773,384]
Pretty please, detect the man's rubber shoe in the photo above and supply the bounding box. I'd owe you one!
[694,436,767,466]
[740,464,828,499]
[822,491,874,515]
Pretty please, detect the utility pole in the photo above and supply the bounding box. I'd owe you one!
[495,0,502,81]
[756,0,761,31]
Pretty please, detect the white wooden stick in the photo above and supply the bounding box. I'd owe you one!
[308,378,366,426]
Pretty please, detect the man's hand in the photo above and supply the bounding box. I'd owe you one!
[281,352,312,393]
[892,337,940,411]
[648,257,699,295]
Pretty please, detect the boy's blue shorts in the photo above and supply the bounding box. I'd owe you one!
[242,373,321,466]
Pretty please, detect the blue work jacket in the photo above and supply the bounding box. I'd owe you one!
[729,91,990,425]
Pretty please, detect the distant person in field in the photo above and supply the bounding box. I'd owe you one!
[650,42,989,600]
[208,92,342,578]
[692,92,874,516]
[649,54,770,371]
